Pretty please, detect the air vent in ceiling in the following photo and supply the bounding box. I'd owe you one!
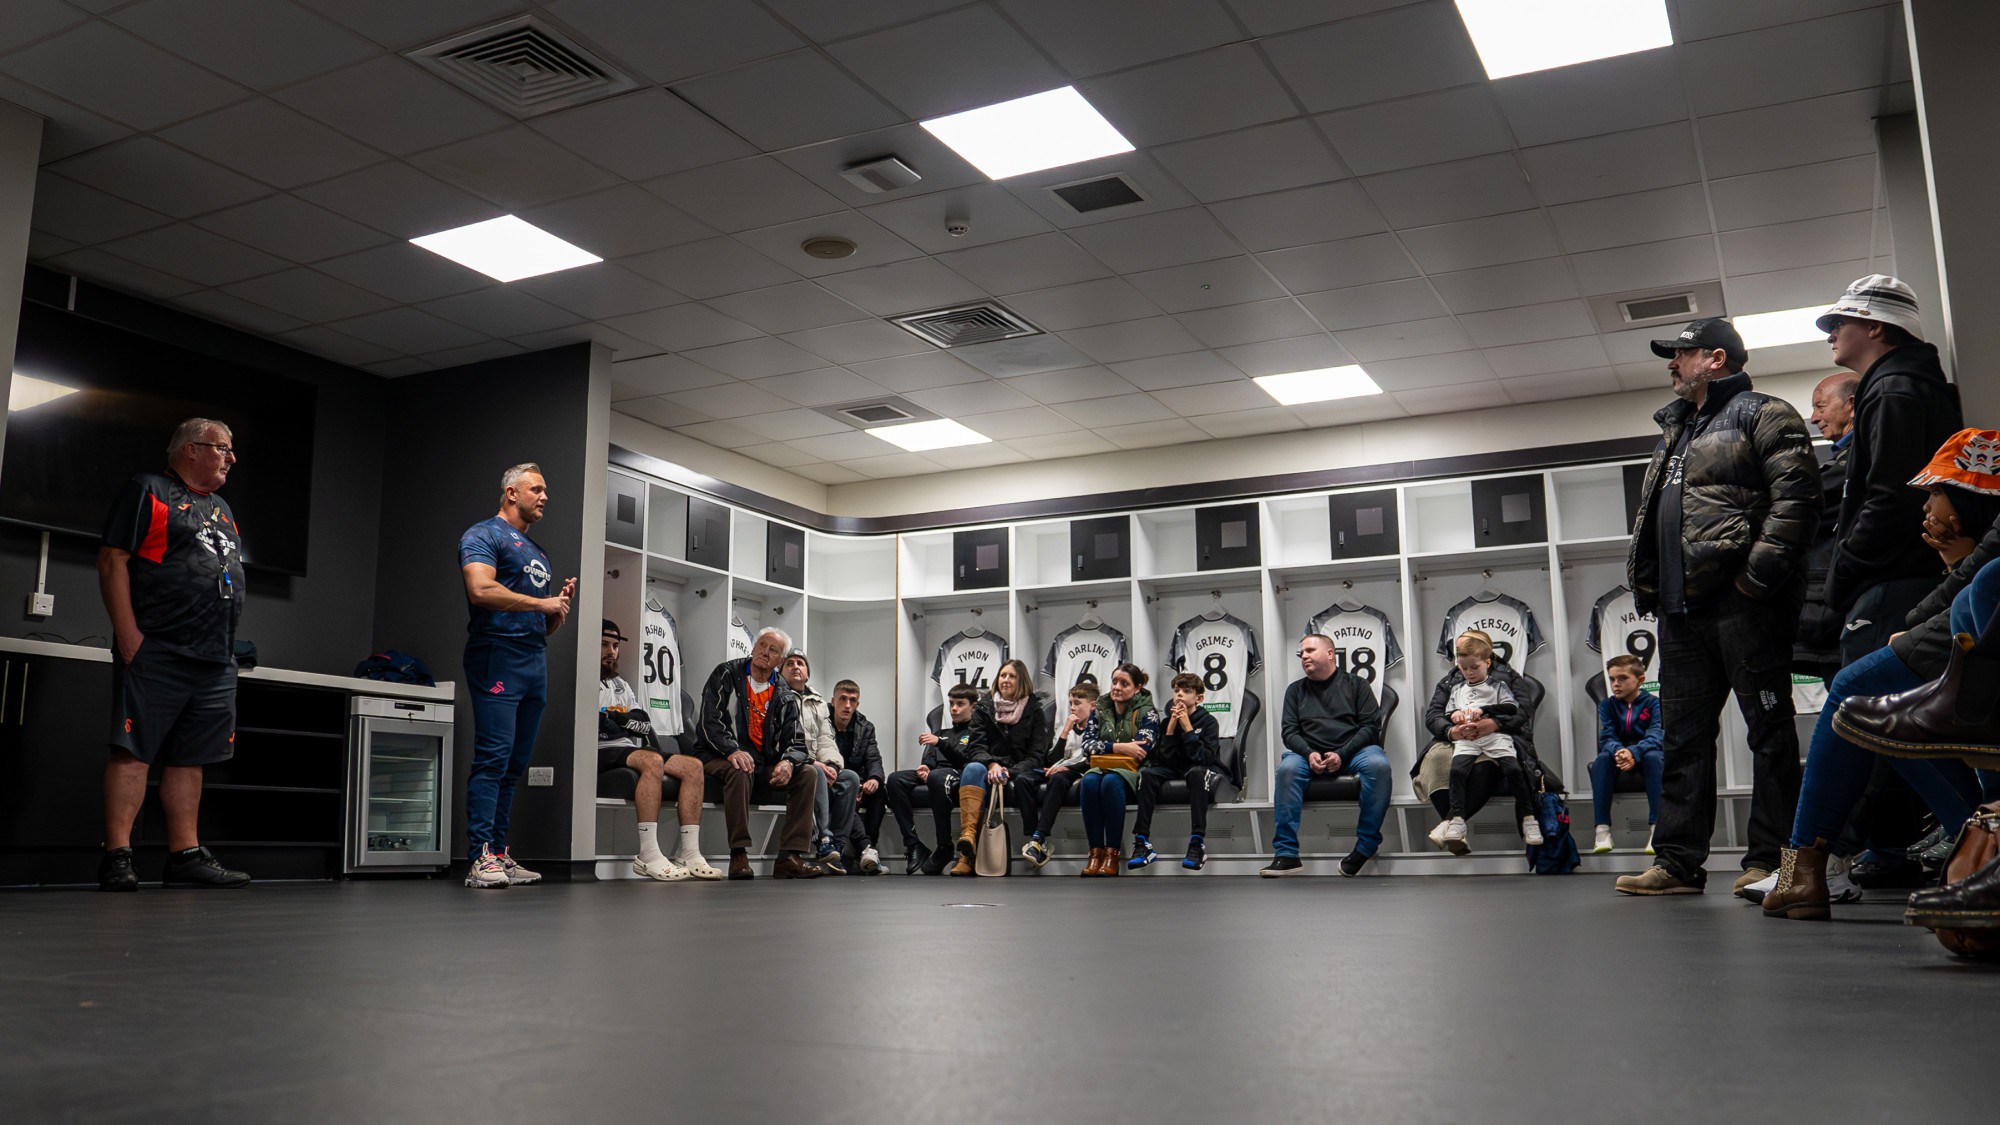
[813,396,940,430]
[1048,174,1147,214]
[1587,281,1726,335]
[889,302,1043,349]
[409,16,636,118]
[1619,292,1697,323]
[845,403,912,424]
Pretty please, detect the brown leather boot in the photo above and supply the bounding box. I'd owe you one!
[1835,634,2000,765]
[1081,847,1106,876]
[1762,839,1831,920]
[956,784,984,865]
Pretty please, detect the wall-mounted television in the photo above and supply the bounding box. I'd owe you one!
[4,300,317,576]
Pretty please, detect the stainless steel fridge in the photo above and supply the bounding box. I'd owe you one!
[346,695,453,873]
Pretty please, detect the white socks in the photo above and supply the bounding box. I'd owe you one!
[675,824,702,862]
[636,822,664,864]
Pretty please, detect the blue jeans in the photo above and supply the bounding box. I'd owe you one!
[1588,748,1664,826]
[1273,746,1390,859]
[1950,557,2000,637]
[463,635,548,859]
[1078,771,1130,849]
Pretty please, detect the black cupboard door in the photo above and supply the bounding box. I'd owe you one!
[0,655,114,848]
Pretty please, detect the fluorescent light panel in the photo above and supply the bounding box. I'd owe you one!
[920,87,1134,180]
[410,215,601,282]
[8,374,79,413]
[1455,0,1673,80]
[1254,366,1382,406]
[1734,306,1830,350]
[866,418,992,452]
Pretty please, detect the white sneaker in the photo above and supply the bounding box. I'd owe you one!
[1593,825,1614,854]
[675,852,724,880]
[858,846,881,875]
[1428,820,1451,850]
[1644,826,1655,855]
[1522,816,1544,846]
[1741,870,1779,903]
[633,855,691,882]
[1827,854,1862,904]
[1440,817,1470,855]
[499,850,541,885]
[465,846,508,889]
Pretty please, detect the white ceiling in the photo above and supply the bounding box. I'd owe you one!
[3,0,1909,483]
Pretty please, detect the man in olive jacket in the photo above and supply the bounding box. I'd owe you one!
[1619,318,1821,897]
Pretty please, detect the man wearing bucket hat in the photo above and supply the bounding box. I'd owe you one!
[1617,317,1820,897]
[1815,275,1962,666]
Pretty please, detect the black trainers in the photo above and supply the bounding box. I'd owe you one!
[1260,855,1304,877]
[904,840,931,876]
[162,846,250,888]
[1127,836,1157,870]
[98,847,138,892]
[920,843,953,876]
[1339,850,1370,878]
[1182,836,1206,871]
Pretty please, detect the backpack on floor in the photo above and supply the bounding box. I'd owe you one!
[1527,789,1580,875]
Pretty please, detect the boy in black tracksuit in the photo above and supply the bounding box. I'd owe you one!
[1129,673,1222,871]
[884,685,990,875]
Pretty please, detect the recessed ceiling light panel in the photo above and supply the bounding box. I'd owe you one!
[1733,306,1831,350]
[920,87,1134,180]
[866,418,992,452]
[1254,366,1383,406]
[1455,0,1673,80]
[409,215,601,282]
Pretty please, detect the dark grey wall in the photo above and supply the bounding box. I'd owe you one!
[371,344,595,866]
[0,271,385,675]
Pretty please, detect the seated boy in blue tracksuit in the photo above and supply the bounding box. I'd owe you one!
[1589,654,1663,854]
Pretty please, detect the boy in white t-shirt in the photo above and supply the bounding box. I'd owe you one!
[1439,631,1543,854]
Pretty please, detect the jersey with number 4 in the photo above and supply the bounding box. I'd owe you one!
[1585,586,1660,693]
[933,630,1008,704]
[1304,604,1403,690]
[639,599,684,737]
[1168,613,1263,739]
[1041,623,1128,693]
[1436,592,1545,673]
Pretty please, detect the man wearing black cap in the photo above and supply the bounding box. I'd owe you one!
[1617,318,1820,897]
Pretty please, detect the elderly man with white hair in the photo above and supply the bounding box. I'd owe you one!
[695,626,822,880]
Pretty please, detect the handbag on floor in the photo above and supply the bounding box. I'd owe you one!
[975,778,1010,876]
[1929,801,2000,959]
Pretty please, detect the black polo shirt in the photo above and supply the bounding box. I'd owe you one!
[102,470,245,664]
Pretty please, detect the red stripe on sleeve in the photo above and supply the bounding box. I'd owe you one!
[138,494,168,563]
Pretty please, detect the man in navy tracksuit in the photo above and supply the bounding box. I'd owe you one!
[457,462,575,889]
[1588,654,1664,854]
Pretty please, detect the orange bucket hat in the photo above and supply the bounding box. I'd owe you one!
[1910,429,2000,495]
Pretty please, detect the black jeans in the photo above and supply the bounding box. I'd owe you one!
[1447,754,1534,820]
[1428,758,1535,822]
[1653,591,1804,886]
[853,785,887,851]
[885,768,954,849]
[1132,764,1216,839]
[1032,768,1079,838]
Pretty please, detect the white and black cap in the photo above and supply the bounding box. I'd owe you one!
[1815,274,1923,339]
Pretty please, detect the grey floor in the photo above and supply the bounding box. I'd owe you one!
[3,874,1992,1125]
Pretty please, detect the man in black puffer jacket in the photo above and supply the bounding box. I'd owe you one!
[1619,318,1821,897]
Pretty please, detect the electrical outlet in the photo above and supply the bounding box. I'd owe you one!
[527,766,555,787]
[25,592,53,618]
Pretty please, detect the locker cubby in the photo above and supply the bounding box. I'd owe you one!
[1552,463,1641,542]
[1135,508,1198,576]
[1017,581,1135,699]
[1405,481,1475,554]
[897,592,1010,769]
[1271,558,1417,779]
[730,577,804,656]
[1140,572,1267,800]
[899,531,957,597]
[605,469,645,551]
[602,543,646,688]
[643,558,731,697]
[1016,520,1072,588]
[1265,494,1332,568]
[806,599,896,733]
[645,483,690,562]
[807,533,895,600]
[731,510,768,584]
[1558,548,1638,799]
[1410,551,1561,764]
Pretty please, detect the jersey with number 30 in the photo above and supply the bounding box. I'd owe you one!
[639,599,684,737]
[1304,604,1403,690]
[933,630,1008,704]
[1168,613,1262,739]
[1585,586,1660,693]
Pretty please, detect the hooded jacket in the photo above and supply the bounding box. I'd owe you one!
[1826,342,1961,612]
[1626,371,1820,617]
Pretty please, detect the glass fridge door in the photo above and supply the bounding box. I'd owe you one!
[350,717,450,870]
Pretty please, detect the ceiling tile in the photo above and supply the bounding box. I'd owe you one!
[1501,368,1621,403]
[540,0,802,84]
[905,380,1040,416]
[622,238,797,300]
[1397,210,1561,274]
[313,242,490,304]
[1127,256,1285,313]
[97,224,287,287]
[1150,378,1276,415]
[1175,299,1320,348]
[1723,258,1871,316]
[735,442,825,469]
[771,122,987,211]
[161,99,384,190]
[293,161,498,239]
[603,304,763,351]
[750,367,896,407]
[1681,8,1892,117]
[277,325,401,366]
[826,6,1065,119]
[110,0,377,90]
[1067,208,1240,273]
[30,171,171,245]
[1482,335,1610,378]
[1261,2,1485,112]
[1520,122,1702,207]
[731,408,852,442]
[679,337,828,379]
[169,288,309,336]
[1076,44,1297,148]
[418,340,528,369]
[1101,417,1207,449]
[1695,89,1882,179]
[1456,299,1598,348]
[1719,212,1875,276]
[220,266,399,321]
[778,320,928,365]
[790,430,896,461]
[791,462,870,484]
[1003,278,1163,332]
[1488,48,1687,148]
[1000,366,1142,404]
[1001,0,1240,76]
[49,137,270,219]
[673,50,900,150]
[1568,236,1718,297]
[1060,316,1205,364]
[1007,431,1116,458]
[922,443,1031,470]
[407,127,623,210]
[643,157,845,234]
[191,193,391,263]
[811,257,989,314]
[1190,406,1304,438]
[1256,233,1417,293]
[1293,278,1446,331]
[846,452,946,478]
[325,307,488,354]
[958,405,1080,439]
[1332,317,1473,362]
[937,233,1111,294]
[1395,379,1512,415]
[0,74,133,162]
[733,212,924,280]
[0,0,88,54]
[1216,333,1354,376]
[1359,153,1536,228]
[611,353,735,397]
[758,0,966,42]
[1110,351,1246,390]
[1362,350,1495,390]
[1207,181,1387,252]
[291,0,523,49]
[860,183,1055,254]
[1054,393,1177,428]
[1430,257,1579,312]
[1675,0,1887,40]
[613,395,710,426]
[952,335,1096,377]
[1000,152,1202,230]
[521,184,714,258]
[1289,392,1412,427]
[1152,119,1350,204]
[664,380,784,421]
[1546,184,1713,254]
[1709,155,1879,232]
[2,21,248,131]
[675,418,767,447]
[708,282,871,335]
[44,246,198,300]
[511,264,685,320]
[526,87,755,182]
[1315,86,1513,176]
[419,288,578,337]
[508,321,659,357]
[846,352,989,393]
[1227,0,1439,34]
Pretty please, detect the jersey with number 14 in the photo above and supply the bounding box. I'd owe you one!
[1168,613,1263,739]
[1304,604,1403,690]
[639,599,684,737]
[933,630,1008,704]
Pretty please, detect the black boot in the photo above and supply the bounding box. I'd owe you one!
[920,841,953,875]
[1835,634,2000,764]
[1906,851,2000,929]
[903,839,931,876]
[98,847,138,892]
[162,846,250,888]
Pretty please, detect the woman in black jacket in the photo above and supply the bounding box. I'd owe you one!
[977,659,1052,843]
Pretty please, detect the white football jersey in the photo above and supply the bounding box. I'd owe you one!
[639,598,684,737]
[1436,592,1545,672]
[1585,586,1660,692]
[725,619,753,662]
[1304,603,1403,690]
[1168,613,1263,740]
[1041,622,1128,694]
[933,630,1009,704]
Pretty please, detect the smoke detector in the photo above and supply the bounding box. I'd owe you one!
[802,238,857,260]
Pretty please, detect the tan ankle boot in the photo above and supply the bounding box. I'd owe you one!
[1082,847,1106,876]
[1762,839,1831,920]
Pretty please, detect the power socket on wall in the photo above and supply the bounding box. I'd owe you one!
[25,593,53,619]
[527,766,555,787]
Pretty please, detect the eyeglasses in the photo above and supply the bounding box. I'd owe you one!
[191,442,237,459]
